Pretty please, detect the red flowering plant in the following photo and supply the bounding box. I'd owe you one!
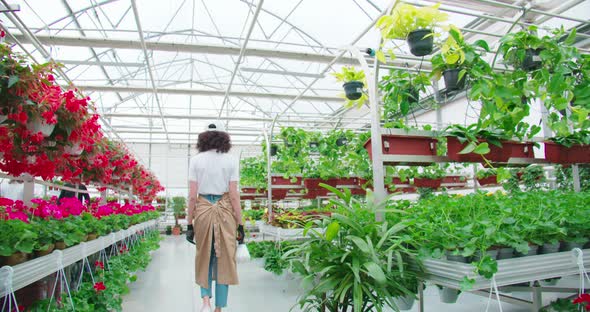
[574,293,590,311]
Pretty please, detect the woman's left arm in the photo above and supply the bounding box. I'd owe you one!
[228,181,243,225]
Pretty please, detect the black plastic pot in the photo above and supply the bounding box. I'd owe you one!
[407,88,419,104]
[407,29,434,57]
[443,68,466,91]
[522,48,542,71]
[343,81,364,100]
[336,137,347,147]
[270,145,278,156]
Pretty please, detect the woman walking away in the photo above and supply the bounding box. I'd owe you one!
[186,121,245,312]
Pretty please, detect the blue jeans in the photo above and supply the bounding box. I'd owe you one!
[199,194,228,308]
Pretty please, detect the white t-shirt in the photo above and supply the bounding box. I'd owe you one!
[188,151,239,195]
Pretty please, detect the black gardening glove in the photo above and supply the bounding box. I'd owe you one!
[237,224,245,244]
[186,224,195,245]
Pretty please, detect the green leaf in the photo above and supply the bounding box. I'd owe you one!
[459,141,477,154]
[564,28,577,45]
[376,50,387,64]
[325,221,340,242]
[7,75,19,88]
[460,277,475,291]
[363,262,387,284]
[473,39,490,52]
[473,143,490,155]
[347,235,370,253]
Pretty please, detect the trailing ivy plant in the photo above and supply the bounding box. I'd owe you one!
[379,69,431,120]
[240,156,267,189]
[332,66,368,109]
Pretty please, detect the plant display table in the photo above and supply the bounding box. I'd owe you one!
[259,223,324,241]
[417,249,590,311]
[0,220,157,298]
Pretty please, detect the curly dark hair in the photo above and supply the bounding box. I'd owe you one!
[197,131,231,153]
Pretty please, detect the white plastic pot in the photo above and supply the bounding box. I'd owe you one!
[26,118,55,137]
[65,143,84,156]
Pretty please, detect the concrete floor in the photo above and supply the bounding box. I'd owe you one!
[122,236,579,312]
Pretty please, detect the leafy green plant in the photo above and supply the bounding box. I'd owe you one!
[246,241,274,258]
[445,124,509,157]
[243,209,264,222]
[555,165,590,191]
[415,165,446,180]
[380,69,431,119]
[264,243,290,275]
[521,165,546,191]
[284,187,422,312]
[332,66,368,109]
[377,3,447,40]
[475,168,497,180]
[550,130,590,147]
[240,156,267,189]
[0,219,37,256]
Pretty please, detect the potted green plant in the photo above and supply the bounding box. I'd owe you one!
[499,26,546,71]
[476,168,498,186]
[445,124,535,164]
[379,69,431,120]
[545,131,590,164]
[376,3,448,57]
[0,219,37,266]
[332,66,367,108]
[431,27,491,91]
[170,196,186,235]
[165,225,172,235]
[413,165,445,188]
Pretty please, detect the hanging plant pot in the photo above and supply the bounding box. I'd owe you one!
[55,241,67,250]
[438,287,460,304]
[364,135,438,160]
[336,136,347,146]
[540,242,560,254]
[514,244,539,257]
[413,178,442,189]
[65,142,84,156]
[392,294,415,310]
[477,175,497,186]
[522,48,542,71]
[447,137,535,163]
[407,88,419,104]
[308,141,319,149]
[26,118,55,137]
[407,29,434,56]
[342,81,364,100]
[544,142,590,164]
[496,247,514,260]
[443,68,465,91]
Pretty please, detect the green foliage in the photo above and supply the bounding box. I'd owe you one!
[540,298,580,312]
[377,3,448,40]
[284,187,422,312]
[243,209,264,221]
[388,190,590,286]
[415,165,446,180]
[246,241,274,258]
[475,168,497,180]
[521,165,546,192]
[240,156,267,189]
[29,230,161,312]
[380,69,431,120]
[0,220,37,256]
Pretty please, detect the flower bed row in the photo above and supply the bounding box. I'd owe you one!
[387,190,590,284]
[0,42,163,201]
[26,229,161,312]
[0,197,159,267]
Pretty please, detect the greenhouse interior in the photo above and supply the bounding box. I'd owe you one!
[1,0,590,311]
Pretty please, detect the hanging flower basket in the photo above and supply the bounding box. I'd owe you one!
[26,118,55,137]
[343,81,364,100]
[413,178,443,188]
[407,29,434,56]
[477,175,498,186]
[447,137,535,163]
[544,142,590,164]
[270,145,278,156]
[364,135,438,160]
[443,68,465,91]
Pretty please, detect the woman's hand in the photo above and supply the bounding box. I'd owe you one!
[186,224,195,244]
[236,224,245,244]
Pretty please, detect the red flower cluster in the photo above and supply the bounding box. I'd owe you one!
[95,260,104,270]
[119,244,128,254]
[0,197,156,222]
[0,40,163,201]
[574,294,590,311]
[93,281,106,292]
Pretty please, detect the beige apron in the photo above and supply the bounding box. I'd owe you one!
[193,194,239,287]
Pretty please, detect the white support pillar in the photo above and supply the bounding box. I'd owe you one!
[22,174,34,206]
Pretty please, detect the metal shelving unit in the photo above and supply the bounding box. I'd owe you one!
[0,220,157,298]
[418,249,590,311]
